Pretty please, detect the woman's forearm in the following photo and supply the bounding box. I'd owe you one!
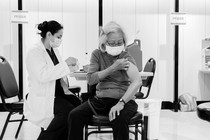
[121,79,141,103]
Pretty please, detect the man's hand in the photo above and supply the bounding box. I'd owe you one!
[109,102,124,121]
[111,58,130,71]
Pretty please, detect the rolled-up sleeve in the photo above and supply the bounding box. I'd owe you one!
[124,52,136,66]
[87,50,101,85]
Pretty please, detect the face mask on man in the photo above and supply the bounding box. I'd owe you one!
[106,44,124,56]
[50,37,62,48]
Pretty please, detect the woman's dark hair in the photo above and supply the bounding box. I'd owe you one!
[37,20,63,38]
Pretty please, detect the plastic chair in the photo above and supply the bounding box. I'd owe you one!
[0,56,27,139]
[127,39,142,72]
[135,58,156,99]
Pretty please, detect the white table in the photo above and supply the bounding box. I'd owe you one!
[199,69,210,74]
[70,71,153,81]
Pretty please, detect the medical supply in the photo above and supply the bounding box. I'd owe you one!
[202,39,210,70]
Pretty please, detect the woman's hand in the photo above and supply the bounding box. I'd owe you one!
[65,57,78,66]
[111,58,130,71]
[109,102,124,121]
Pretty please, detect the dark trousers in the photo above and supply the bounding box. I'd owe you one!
[37,95,80,140]
[68,97,138,140]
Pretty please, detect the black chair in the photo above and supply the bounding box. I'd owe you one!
[127,40,156,99]
[85,111,148,140]
[84,88,148,140]
[0,56,27,139]
[80,84,96,103]
[69,86,81,98]
[135,58,156,99]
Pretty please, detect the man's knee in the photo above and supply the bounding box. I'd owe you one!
[68,107,80,121]
[111,114,129,126]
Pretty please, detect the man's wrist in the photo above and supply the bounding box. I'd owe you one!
[108,65,115,72]
[119,98,126,105]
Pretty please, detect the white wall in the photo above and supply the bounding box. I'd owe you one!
[1,0,210,102]
[179,0,210,101]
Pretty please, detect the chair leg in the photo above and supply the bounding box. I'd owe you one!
[15,115,25,139]
[0,112,12,140]
[85,125,88,140]
[135,124,138,140]
[142,116,148,140]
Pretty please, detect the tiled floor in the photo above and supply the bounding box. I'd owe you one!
[0,110,210,140]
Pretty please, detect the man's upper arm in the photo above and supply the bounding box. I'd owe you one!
[127,62,141,82]
[87,50,100,85]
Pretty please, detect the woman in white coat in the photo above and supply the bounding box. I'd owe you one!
[24,20,80,140]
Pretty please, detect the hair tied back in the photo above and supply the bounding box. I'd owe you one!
[38,21,48,31]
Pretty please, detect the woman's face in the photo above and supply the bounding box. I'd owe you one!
[106,31,124,47]
[49,29,63,48]
[51,29,63,41]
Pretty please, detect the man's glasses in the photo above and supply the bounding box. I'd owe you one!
[106,40,124,47]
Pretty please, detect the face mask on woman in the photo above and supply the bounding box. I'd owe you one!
[50,37,62,48]
[106,44,124,56]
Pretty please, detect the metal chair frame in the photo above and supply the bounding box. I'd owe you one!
[135,58,156,99]
[84,114,148,140]
[0,56,27,139]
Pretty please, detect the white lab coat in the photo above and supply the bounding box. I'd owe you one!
[24,41,70,129]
